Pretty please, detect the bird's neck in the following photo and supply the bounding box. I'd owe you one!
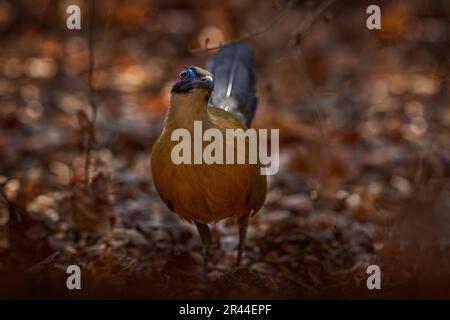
[165,91,210,131]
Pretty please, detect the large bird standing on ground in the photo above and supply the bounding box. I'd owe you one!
[151,43,266,280]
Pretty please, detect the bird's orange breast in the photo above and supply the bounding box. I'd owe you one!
[151,135,263,224]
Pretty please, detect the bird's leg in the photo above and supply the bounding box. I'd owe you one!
[237,214,250,267]
[195,222,211,283]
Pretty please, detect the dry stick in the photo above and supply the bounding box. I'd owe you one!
[289,0,337,47]
[99,2,114,56]
[28,251,61,273]
[189,0,296,54]
[290,48,327,194]
[84,0,97,190]
[291,48,327,141]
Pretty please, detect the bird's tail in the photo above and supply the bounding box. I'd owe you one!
[204,43,257,127]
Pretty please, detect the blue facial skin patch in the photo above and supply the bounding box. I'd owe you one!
[187,67,196,79]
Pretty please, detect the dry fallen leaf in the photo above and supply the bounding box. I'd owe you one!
[61,173,115,235]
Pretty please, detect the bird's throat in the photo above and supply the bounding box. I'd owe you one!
[165,91,211,131]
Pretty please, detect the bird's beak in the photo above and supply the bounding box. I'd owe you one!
[191,75,214,92]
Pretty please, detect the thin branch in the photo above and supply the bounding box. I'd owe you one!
[291,47,327,141]
[289,0,337,47]
[28,251,61,273]
[84,0,97,190]
[88,0,97,125]
[189,1,295,54]
[73,2,116,77]
[98,1,115,57]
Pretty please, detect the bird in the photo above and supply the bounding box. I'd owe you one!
[151,43,266,281]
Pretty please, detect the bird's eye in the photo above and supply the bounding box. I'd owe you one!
[179,70,188,79]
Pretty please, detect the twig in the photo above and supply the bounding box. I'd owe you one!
[84,0,97,190]
[290,47,327,141]
[73,2,115,77]
[189,1,296,54]
[28,251,61,273]
[98,1,115,58]
[289,0,337,47]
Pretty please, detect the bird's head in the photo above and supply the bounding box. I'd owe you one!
[171,66,214,95]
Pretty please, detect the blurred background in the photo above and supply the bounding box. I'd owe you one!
[0,0,449,298]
